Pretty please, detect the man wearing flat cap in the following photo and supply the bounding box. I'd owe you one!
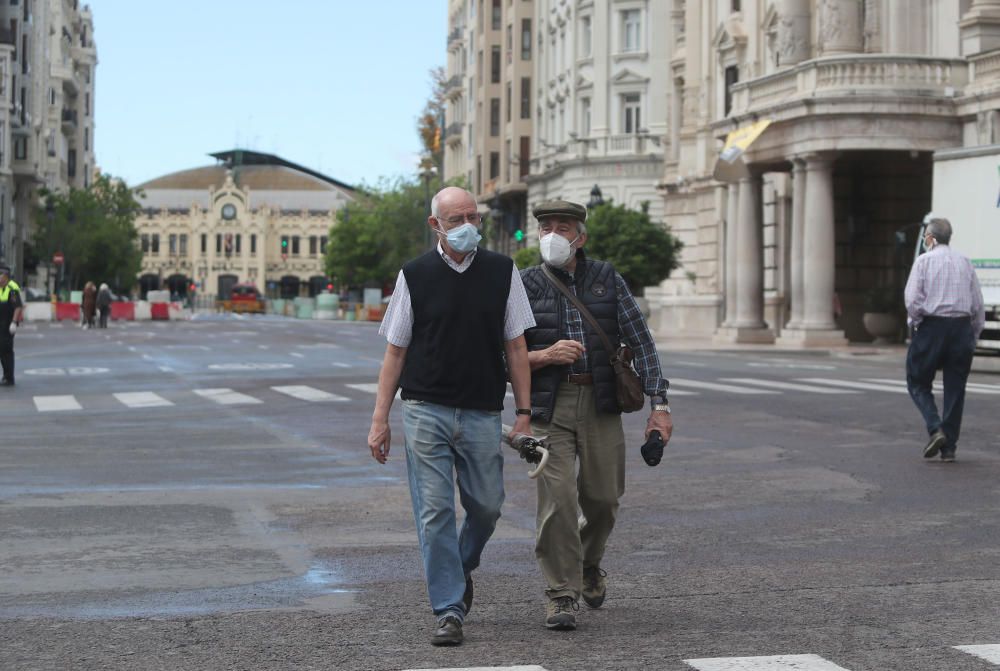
[0,266,23,386]
[519,198,672,630]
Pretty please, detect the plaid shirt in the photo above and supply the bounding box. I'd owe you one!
[904,244,985,337]
[555,267,669,400]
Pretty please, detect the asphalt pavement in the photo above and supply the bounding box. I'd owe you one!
[2,316,1000,671]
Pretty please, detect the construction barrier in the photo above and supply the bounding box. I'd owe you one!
[110,302,135,321]
[23,302,53,321]
[150,303,170,320]
[55,302,81,321]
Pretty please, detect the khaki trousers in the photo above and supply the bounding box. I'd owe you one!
[532,382,625,600]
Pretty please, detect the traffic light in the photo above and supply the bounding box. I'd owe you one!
[514,229,524,242]
[281,236,289,251]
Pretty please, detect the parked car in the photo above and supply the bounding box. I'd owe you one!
[217,283,265,314]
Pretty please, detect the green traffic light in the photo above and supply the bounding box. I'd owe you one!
[514,229,524,242]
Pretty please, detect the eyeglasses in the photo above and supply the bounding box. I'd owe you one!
[438,213,482,226]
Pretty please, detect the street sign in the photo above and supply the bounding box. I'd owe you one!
[53,252,64,265]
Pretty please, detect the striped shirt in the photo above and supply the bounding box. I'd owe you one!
[904,243,985,336]
[379,244,536,347]
[557,268,669,399]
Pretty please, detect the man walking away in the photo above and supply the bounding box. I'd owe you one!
[97,283,113,328]
[904,215,985,462]
[366,186,535,646]
[0,266,24,386]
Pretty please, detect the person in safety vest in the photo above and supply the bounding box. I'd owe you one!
[0,266,24,386]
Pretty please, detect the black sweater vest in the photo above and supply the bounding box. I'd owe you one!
[399,249,513,411]
[520,254,621,421]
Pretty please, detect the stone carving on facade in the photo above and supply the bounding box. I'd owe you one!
[863,0,880,52]
[819,0,863,55]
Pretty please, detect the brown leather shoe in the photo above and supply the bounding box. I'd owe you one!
[431,616,463,646]
[582,566,607,608]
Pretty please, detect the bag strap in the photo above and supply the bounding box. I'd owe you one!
[541,264,618,361]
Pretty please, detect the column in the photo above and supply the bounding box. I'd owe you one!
[786,159,806,329]
[776,0,812,65]
[961,0,1000,56]
[734,175,765,330]
[723,183,740,326]
[818,0,864,56]
[801,155,837,331]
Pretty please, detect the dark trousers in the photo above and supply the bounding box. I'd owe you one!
[906,317,976,449]
[0,328,13,382]
[99,307,109,328]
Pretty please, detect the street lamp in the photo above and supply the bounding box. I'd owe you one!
[587,184,604,210]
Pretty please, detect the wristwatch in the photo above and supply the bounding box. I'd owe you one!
[651,396,671,414]
[515,408,532,416]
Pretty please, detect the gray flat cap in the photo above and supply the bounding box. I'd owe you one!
[532,199,587,223]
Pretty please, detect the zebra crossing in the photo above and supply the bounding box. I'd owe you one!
[683,645,1000,669]
[16,374,1000,413]
[399,645,1000,670]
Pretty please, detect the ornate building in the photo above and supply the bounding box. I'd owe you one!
[654,0,998,345]
[0,0,97,282]
[135,150,355,300]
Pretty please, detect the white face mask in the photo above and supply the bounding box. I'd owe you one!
[539,233,578,268]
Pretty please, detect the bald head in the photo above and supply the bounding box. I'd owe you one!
[431,187,476,220]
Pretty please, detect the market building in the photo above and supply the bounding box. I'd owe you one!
[135,150,355,300]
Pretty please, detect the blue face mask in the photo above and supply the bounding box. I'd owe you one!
[439,222,482,254]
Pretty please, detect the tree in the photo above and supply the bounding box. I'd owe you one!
[417,66,448,172]
[324,176,439,290]
[584,201,684,295]
[513,246,540,270]
[33,173,143,292]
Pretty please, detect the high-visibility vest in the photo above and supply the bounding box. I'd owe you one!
[0,280,21,303]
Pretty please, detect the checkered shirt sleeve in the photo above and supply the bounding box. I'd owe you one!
[615,273,669,399]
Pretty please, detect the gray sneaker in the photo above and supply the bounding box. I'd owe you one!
[545,596,579,630]
[923,429,948,459]
[582,567,607,608]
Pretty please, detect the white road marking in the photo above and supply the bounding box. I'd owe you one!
[401,667,548,671]
[158,366,174,372]
[193,388,262,405]
[290,352,305,358]
[747,362,837,371]
[271,386,349,402]
[141,354,153,361]
[258,345,270,350]
[672,360,708,367]
[114,392,174,408]
[667,389,699,396]
[347,383,401,399]
[128,346,137,352]
[684,654,853,670]
[720,378,859,394]
[34,395,82,412]
[670,378,779,395]
[954,645,1000,664]
[332,362,351,368]
[798,378,910,394]
[23,367,110,376]
[865,378,1000,395]
[208,363,294,371]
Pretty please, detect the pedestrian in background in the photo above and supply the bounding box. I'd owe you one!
[97,283,112,329]
[520,200,672,631]
[0,266,24,386]
[904,215,985,463]
[366,186,535,646]
[81,282,97,329]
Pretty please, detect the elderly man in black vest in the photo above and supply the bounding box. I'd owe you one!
[520,199,672,630]
[367,186,535,646]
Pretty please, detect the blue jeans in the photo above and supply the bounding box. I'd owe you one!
[906,317,976,449]
[401,400,504,622]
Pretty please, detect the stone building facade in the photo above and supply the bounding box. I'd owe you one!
[135,150,355,300]
[444,0,536,255]
[654,0,1000,345]
[0,0,96,281]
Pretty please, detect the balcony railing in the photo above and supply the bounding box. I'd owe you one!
[729,55,969,116]
[445,74,463,95]
[0,27,14,46]
[61,107,78,127]
[448,27,463,48]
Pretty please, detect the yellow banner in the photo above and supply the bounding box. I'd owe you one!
[720,119,772,163]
